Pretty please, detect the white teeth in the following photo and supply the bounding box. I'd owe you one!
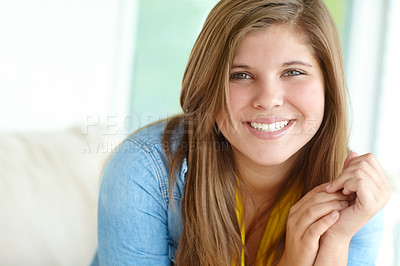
[250,120,290,132]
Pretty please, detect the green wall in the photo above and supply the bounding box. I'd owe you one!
[325,0,350,35]
[130,0,218,127]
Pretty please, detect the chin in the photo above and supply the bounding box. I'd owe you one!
[249,153,295,167]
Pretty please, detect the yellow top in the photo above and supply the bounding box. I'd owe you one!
[235,184,301,265]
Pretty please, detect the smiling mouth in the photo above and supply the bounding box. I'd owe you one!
[248,121,290,132]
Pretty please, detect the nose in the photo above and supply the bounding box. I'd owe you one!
[252,77,283,110]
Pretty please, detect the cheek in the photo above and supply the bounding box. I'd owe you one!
[228,86,252,114]
[293,82,325,119]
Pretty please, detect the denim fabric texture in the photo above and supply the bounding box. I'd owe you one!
[91,121,383,265]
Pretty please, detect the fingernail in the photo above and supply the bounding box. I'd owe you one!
[326,184,332,190]
[330,211,338,218]
[340,201,348,207]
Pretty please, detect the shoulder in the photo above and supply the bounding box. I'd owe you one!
[101,121,169,206]
[107,121,168,178]
[100,120,185,206]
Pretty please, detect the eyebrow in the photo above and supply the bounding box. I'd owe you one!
[282,60,313,68]
[231,60,313,69]
[231,63,250,69]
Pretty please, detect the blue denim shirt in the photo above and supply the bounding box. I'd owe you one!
[91,121,383,265]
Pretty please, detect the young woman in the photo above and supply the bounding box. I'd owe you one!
[91,0,390,265]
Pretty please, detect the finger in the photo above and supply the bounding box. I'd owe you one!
[341,176,388,211]
[295,200,348,238]
[327,157,384,194]
[290,189,351,214]
[343,162,380,192]
[326,166,370,195]
[347,153,386,184]
[302,211,340,243]
[326,152,360,194]
[352,154,391,201]
[326,164,390,216]
[343,152,359,169]
[290,182,351,213]
[289,183,328,213]
[341,172,372,197]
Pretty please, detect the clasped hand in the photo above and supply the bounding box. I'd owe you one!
[278,152,391,266]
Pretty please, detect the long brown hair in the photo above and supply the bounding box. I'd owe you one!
[162,0,348,264]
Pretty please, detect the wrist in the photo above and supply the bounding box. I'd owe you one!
[320,232,351,249]
[314,235,350,266]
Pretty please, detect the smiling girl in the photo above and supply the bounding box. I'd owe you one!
[92,0,390,265]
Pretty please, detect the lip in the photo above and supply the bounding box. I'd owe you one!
[244,119,295,140]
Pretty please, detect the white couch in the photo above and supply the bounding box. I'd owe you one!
[0,126,120,266]
[0,127,398,265]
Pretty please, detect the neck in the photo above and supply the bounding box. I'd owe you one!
[234,149,296,208]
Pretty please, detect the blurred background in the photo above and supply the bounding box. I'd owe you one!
[0,0,399,265]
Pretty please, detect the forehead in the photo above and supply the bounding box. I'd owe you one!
[233,24,315,61]
[245,23,310,45]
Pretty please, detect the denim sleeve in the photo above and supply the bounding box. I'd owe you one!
[347,210,384,266]
[96,138,170,266]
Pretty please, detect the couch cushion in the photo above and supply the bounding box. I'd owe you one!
[0,126,120,266]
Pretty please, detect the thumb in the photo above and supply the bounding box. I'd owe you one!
[343,151,359,169]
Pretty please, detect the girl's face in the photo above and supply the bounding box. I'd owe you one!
[217,24,325,168]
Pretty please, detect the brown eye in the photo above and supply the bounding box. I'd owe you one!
[230,72,252,79]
